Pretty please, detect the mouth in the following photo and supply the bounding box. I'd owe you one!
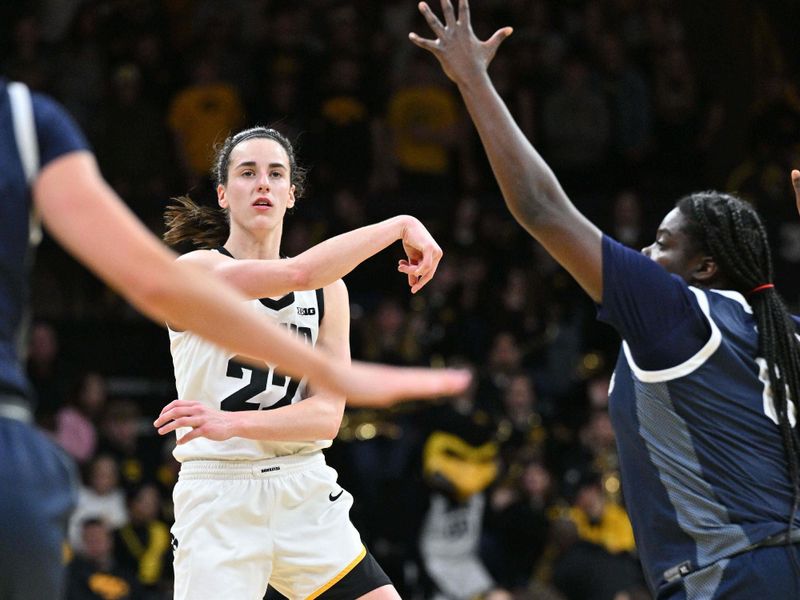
[252,197,273,209]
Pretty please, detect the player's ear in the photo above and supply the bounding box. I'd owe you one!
[691,255,718,285]
[287,185,296,209]
[217,184,227,209]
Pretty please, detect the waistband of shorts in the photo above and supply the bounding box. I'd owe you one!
[0,396,33,423]
[178,451,325,480]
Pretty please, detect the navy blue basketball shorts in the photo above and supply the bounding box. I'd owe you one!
[0,417,78,600]
[662,544,800,599]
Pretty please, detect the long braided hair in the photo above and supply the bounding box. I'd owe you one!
[677,191,800,540]
[163,126,307,249]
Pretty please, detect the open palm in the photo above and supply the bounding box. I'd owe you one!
[409,0,513,85]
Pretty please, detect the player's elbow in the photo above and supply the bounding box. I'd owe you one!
[285,259,313,291]
[318,399,346,440]
[320,417,343,441]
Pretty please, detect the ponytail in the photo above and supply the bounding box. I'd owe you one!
[163,196,229,249]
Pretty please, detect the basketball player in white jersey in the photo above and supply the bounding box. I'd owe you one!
[155,126,435,599]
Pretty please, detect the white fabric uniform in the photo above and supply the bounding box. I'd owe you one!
[169,289,328,462]
[168,287,365,600]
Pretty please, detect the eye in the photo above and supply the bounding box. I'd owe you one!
[242,169,255,177]
[270,170,283,178]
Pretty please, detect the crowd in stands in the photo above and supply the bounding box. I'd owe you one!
[5,0,800,598]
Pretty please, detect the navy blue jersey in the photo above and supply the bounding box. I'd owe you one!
[0,79,88,398]
[597,235,800,597]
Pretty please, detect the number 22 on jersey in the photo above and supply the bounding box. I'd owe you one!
[221,324,312,412]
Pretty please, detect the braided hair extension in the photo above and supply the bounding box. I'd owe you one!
[163,126,307,249]
[677,192,800,547]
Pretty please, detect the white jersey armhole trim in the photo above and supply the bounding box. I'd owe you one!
[622,286,721,383]
[8,81,42,245]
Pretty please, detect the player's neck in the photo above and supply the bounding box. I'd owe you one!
[224,226,282,260]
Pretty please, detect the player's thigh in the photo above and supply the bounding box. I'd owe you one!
[355,583,402,600]
[0,419,77,600]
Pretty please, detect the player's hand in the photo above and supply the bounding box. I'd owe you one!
[792,169,800,217]
[408,0,513,86]
[339,361,471,407]
[397,216,443,293]
[154,400,234,444]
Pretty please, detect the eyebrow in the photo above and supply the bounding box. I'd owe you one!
[234,161,287,170]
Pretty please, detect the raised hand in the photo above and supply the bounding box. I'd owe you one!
[792,169,800,217]
[396,217,443,293]
[408,0,513,85]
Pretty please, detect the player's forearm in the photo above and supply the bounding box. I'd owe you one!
[455,72,571,233]
[228,395,345,441]
[213,216,416,298]
[289,215,415,287]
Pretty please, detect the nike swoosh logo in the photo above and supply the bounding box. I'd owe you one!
[329,490,344,501]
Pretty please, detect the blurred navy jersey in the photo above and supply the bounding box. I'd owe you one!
[597,235,800,597]
[0,78,88,399]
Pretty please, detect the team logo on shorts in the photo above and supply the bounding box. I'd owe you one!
[297,307,316,316]
[171,534,179,551]
[329,489,344,501]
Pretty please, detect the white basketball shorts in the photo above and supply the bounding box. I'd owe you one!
[171,452,366,600]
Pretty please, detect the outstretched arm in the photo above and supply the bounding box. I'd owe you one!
[34,151,468,405]
[410,0,604,302]
[179,214,442,298]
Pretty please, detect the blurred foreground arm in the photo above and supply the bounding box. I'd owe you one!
[33,151,469,405]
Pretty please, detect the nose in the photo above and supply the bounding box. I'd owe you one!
[641,244,652,257]
[257,172,270,190]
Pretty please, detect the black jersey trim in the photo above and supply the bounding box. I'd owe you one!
[315,288,325,326]
[216,245,234,258]
[259,293,296,310]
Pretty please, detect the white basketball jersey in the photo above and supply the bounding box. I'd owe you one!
[168,287,328,462]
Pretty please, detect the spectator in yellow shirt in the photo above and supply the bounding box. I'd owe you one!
[167,54,244,188]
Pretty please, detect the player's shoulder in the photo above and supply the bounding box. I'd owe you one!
[315,280,346,324]
[706,289,754,320]
[321,279,348,305]
[12,83,91,165]
[323,278,347,294]
[176,248,231,266]
[29,88,78,133]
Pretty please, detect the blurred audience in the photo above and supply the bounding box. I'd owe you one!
[54,371,108,464]
[66,518,142,600]
[69,454,129,552]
